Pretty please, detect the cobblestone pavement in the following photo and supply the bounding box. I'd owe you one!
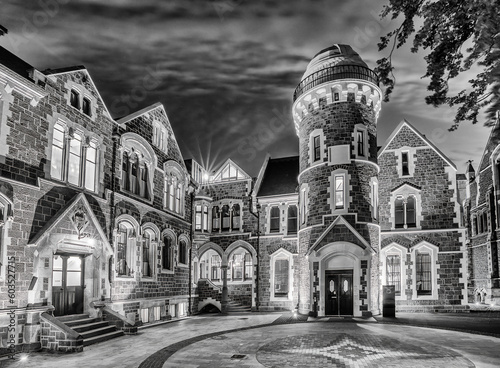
[2,312,500,368]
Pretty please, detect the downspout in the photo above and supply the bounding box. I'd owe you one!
[249,196,260,311]
[188,186,195,315]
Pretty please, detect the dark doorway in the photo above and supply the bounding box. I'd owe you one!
[52,254,85,316]
[325,270,353,316]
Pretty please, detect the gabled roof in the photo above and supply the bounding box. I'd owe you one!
[44,66,112,119]
[256,156,299,197]
[28,193,111,253]
[306,215,374,256]
[211,158,251,183]
[378,119,457,170]
[391,181,422,193]
[115,102,164,125]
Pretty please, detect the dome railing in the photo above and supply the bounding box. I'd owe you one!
[293,64,379,101]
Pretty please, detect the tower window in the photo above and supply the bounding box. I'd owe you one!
[335,175,344,209]
[334,92,340,101]
[313,135,321,162]
[356,130,365,156]
[401,152,409,176]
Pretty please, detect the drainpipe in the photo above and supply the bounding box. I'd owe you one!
[188,187,195,315]
[249,197,260,311]
[109,127,121,302]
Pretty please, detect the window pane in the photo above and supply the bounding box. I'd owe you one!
[212,206,219,230]
[417,252,432,295]
[70,90,79,108]
[85,142,97,191]
[270,206,280,233]
[51,124,65,180]
[162,237,171,270]
[195,205,202,230]
[357,130,364,156]
[82,98,91,116]
[222,205,230,230]
[67,257,81,271]
[335,175,344,209]
[274,259,289,297]
[117,226,129,276]
[66,271,81,286]
[232,204,240,230]
[406,196,416,227]
[68,134,82,185]
[402,152,409,176]
[395,198,404,228]
[203,206,209,231]
[287,205,297,234]
[386,255,401,294]
[313,135,320,161]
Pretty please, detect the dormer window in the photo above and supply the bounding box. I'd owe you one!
[70,90,80,109]
[82,97,91,116]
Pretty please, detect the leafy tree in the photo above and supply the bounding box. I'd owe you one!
[376,0,500,130]
[0,25,7,36]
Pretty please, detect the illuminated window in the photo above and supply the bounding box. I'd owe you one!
[386,255,401,295]
[300,185,309,225]
[270,206,280,233]
[195,205,202,231]
[164,172,184,215]
[221,205,230,231]
[244,253,252,280]
[335,175,344,209]
[394,195,417,229]
[50,123,98,191]
[231,253,243,281]
[274,259,289,298]
[116,223,135,277]
[152,122,168,152]
[211,254,221,281]
[212,206,220,231]
[371,179,378,220]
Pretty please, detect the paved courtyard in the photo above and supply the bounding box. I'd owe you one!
[2,312,500,368]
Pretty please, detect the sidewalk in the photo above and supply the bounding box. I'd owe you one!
[1,310,499,368]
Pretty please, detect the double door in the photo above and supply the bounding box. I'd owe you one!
[325,270,353,316]
[52,255,84,316]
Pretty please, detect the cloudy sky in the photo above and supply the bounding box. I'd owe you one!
[0,0,491,176]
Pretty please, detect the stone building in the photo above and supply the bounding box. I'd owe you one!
[464,118,500,305]
[0,46,195,354]
[0,41,491,355]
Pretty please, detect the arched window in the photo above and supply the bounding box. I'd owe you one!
[406,196,416,228]
[394,198,404,229]
[130,154,139,195]
[221,205,230,231]
[116,222,135,277]
[274,259,289,297]
[232,204,240,230]
[122,152,130,191]
[142,229,156,278]
[231,253,243,281]
[162,235,174,271]
[67,132,82,186]
[270,206,280,233]
[212,206,220,231]
[211,254,221,281]
[163,161,186,215]
[244,253,252,280]
[179,239,188,265]
[287,205,297,235]
[140,165,149,198]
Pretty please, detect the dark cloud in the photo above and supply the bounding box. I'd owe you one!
[0,0,491,175]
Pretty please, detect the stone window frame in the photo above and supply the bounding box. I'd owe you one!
[0,194,13,281]
[49,119,102,193]
[308,128,326,166]
[140,223,160,281]
[395,146,417,178]
[163,160,187,216]
[286,204,298,236]
[114,215,139,280]
[65,80,97,119]
[410,241,439,300]
[352,124,369,159]
[380,243,407,301]
[270,248,294,301]
[160,229,176,274]
[120,133,157,204]
[327,169,350,215]
[152,120,168,152]
[209,200,243,233]
[177,234,190,268]
[300,184,310,226]
[390,185,422,230]
[227,246,253,283]
[369,177,379,220]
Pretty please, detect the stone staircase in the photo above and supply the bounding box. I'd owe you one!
[56,314,124,346]
[227,300,252,313]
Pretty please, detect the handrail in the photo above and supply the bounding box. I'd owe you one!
[293,64,379,101]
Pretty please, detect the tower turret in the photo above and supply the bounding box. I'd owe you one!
[294,44,382,317]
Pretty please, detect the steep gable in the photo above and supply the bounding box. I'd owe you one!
[211,158,251,183]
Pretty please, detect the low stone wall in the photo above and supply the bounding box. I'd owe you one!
[227,283,252,306]
[102,307,137,334]
[39,313,83,352]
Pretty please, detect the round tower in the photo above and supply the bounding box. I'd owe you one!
[293,44,382,317]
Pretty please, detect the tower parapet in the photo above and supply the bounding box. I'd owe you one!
[292,44,382,136]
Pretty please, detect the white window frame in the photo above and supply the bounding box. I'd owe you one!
[163,161,186,216]
[308,129,326,166]
[390,184,422,230]
[286,203,298,236]
[380,243,407,301]
[152,121,168,152]
[327,169,349,214]
[370,177,378,220]
[270,249,293,301]
[300,184,309,225]
[411,242,439,300]
[141,225,159,280]
[267,204,282,234]
[395,147,416,178]
[353,124,368,159]
[114,217,138,280]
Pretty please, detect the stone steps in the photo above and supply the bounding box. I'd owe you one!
[56,314,124,347]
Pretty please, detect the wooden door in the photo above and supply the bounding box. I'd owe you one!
[52,255,84,316]
[325,270,353,316]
